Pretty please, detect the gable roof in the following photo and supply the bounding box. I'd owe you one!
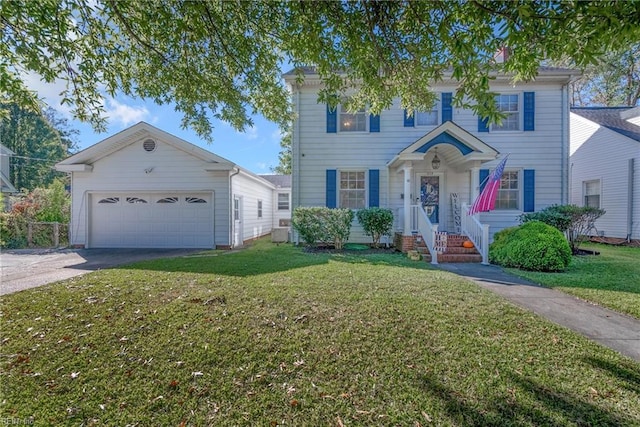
[259,174,291,188]
[56,122,236,172]
[387,121,499,169]
[571,107,640,143]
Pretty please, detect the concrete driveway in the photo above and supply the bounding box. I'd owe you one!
[0,248,200,296]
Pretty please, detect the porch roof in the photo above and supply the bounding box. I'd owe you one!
[387,121,499,170]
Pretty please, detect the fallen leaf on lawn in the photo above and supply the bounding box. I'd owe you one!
[421,411,432,422]
[337,416,344,427]
[70,372,80,379]
[192,371,204,377]
[290,399,299,407]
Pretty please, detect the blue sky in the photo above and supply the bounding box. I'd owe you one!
[27,73,284,175]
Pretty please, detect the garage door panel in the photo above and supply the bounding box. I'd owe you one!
[90,193,214,248]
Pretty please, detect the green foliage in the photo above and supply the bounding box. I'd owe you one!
[3,1,640,138]
[0,180,70,248]
[356,207,394,248]
[292,207,354,249]
[520,205,605,254]
[0,103,76,191]
[271,124,291,175]
[490,221,572,272]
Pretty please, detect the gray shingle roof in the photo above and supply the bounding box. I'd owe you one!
[259,174,291,188]
[571,107,640,143]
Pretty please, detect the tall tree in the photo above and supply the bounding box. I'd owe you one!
[272,124,291,175]
[0,103,76,191]
[2,1,640,140]
[562,43,640,107]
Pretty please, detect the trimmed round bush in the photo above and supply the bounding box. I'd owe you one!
[489,221,571,272]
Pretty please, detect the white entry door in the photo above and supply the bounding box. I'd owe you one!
[90,192,214,248]
[233,196,242,247]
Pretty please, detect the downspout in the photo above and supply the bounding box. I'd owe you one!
[229,166,240,248]
[628,158,635,241]
[561,82,569,204]
[293,84,301,245]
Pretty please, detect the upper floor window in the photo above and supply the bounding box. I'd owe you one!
[415,106,439,126]
[277,193,290,210]
[495,170,520,210]
[492,94,520,131]
[339,171,366,209]
[340,106,367,132]
[584,180,600,208]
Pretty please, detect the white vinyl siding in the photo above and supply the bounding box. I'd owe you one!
[232,172,274,243]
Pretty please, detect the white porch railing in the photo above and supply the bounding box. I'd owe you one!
[461,203,490,265]
[411,204,439,265]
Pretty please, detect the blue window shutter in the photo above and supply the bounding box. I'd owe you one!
[479,169,490,193]
[442,92,452,123]
[369,169,380,207]
[326,104,337,133]
[370,114,380,132]
[326,169,337,208]
[523,169,535,212]
[403,109,414,127]
[478,116,489,132]
[524,92,535,131]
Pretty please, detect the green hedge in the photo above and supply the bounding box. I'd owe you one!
[292,207,354,249]
[489,221,572,272]
[356,207,394,248]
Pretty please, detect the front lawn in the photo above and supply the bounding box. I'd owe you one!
[507,243,640,319]
[1,238,638,426]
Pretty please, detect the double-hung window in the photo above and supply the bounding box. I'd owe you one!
[339,171,366,209]
[495,170,520,210]
[340,106,367,132]
[415,106,439,126]
[277,193,289,210]
[584,180,601,208]
[492,94,520,131]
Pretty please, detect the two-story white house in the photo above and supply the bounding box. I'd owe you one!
[284,67,576,263]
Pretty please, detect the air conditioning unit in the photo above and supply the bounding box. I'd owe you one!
[272,227,289,243]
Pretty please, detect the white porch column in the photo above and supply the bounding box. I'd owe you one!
[470,166,480,203]
[403,162,413,235]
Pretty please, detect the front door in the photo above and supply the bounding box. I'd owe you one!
[418,175,440,224]
[233,196,242,247]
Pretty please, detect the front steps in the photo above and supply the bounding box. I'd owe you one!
[412,233,483,263]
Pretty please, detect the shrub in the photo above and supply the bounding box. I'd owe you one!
[356,207,394,248]
[520,205,605,254]
[292,207,354,249]
[489,221,571,272]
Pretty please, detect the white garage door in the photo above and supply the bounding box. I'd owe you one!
[90,192,214,248]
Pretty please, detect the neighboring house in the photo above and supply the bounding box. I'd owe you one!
[283,66,576,262]
[0,144,17,211]
[259,174,292,242]
[570,107,640,241]
[55,122,278,249]
[259,174,292,228]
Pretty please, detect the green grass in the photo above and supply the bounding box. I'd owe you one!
[1,238,639,426]
[506,243,640,319]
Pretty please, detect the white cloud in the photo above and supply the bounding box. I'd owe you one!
[256,162,268,171]
[104,98,150,127]
[242,126,258,140]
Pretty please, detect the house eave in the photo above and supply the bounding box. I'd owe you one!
[55,164,93,172]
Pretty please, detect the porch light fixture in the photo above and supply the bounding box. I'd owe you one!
[431,148,441,170]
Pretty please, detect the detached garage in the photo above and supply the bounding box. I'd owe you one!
[56,122,278,249]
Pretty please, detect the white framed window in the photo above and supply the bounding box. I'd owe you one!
[492,94,520,131]
[257,200,263,218]
[339,170,366,209]
[339,105,367,132]
[584,180,601,208]
[495,170,520,210]
[234,198,240,220]
[415,105,439,126]
[277,193,290,210]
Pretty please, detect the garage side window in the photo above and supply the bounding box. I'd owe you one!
[157,197,178,203]
[258,200,263,218]
[186,197,207,203]
[126,197,147,204]
[98,197,119,204]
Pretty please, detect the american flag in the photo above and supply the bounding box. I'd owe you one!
[469,155,509,215]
